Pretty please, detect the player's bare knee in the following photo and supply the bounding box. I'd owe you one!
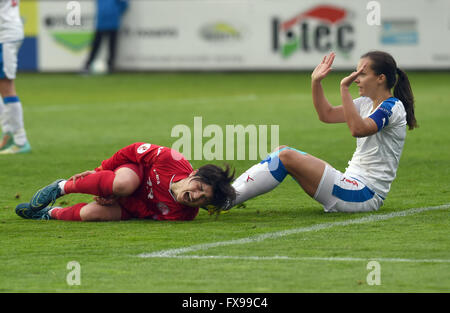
[80,208,101,221]
[273,145,287,152]
[112,178,136,196]
[278,148,295,164]
[279,148,306,171]
[0,79,16,97]
[81,208,114,221]
[113,167,140,196]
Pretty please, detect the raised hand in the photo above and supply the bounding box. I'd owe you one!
[340,60,368,88]
[311,52,335,83]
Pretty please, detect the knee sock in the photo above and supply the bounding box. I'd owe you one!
[0,97,11,135]
[2,96,28,146]
[232,150,288,206]
[50,203,86,221]
[231,147,307,206]
[0,98,4,128]
[62,170,115,197]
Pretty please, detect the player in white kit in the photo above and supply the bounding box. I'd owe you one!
[0,0,31,154]
[215,51,417,213]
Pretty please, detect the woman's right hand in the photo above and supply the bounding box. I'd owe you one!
[94,195,117,206]
[311,52,335,83]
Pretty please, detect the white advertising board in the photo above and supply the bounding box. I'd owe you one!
[37,0,450,71]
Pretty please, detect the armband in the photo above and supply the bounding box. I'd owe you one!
[369,98,397,131]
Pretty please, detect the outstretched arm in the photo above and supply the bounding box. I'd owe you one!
[311,52,345,123]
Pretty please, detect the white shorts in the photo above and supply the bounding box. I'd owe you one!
[0,41,22,80]
[314,164,384,213]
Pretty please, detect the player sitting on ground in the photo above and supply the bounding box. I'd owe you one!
[15,142,235,221]
[217,51,417,213]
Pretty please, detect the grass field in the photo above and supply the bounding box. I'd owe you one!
[0,71,449,293]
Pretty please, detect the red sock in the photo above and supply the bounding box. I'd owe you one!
[51,203,86,221]
[64,170,115,197]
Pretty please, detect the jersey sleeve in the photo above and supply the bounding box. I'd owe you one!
[99,142,162,171]
[368,98,396,132]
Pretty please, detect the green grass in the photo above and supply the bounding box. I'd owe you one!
[0,71,449,293]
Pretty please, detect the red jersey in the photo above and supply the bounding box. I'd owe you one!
[99,142,199,221]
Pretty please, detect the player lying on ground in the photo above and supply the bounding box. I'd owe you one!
[220,51,418,213]
[15,142,235,221]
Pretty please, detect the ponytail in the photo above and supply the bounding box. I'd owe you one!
[394,68,418,130]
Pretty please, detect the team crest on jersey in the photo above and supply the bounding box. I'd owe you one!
[137,143,151,154]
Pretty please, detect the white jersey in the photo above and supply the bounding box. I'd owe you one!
[0,0,24,43]
[345,96,407,199]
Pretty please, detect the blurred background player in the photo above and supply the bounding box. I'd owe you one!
[15,142,236,222]
[0,0,31,154]
[220,51,417,213]
[82,0,129,74]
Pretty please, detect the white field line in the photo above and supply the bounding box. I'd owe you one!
[164,255,450,264]
[138,204,450,259]
[27,93,310,112]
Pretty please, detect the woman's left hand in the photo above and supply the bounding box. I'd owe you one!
[340,61,367,88]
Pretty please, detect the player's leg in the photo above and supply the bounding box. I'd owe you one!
[277,148,327,198]
[229,146,326,209]
[61,165,142,196]
[107,30,118,73]
[83,30,103,71]
[78,201,122,221]
[0,41,31,154]
[230,146,287,207]
[16,201,123,221]
[0,43,8,150]
[30,163,143,211]
[0,96,13,150]
[261,148,382,212]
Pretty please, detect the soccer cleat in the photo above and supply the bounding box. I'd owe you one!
[0,141,32,154]
[30,179,64,211]
[31,207,54,220]
[15,203,54,220]
[203,198,241,215]
[220,198,234,211]
[15,202,34,219]
[0,132,13,151]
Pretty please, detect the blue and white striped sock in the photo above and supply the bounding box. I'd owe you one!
[231,147,307,206]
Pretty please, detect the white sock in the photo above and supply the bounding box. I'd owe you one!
[0,98,12,134]
[48,207,62,217]
[3,96,28,146]
[58,180,67,195]
[231,152,288,206]
[0,97,4,121]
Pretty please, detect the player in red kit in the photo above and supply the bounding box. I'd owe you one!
[15,142,235,222]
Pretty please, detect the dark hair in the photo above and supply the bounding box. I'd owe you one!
[361,50,418,130]
[193,164,236,207]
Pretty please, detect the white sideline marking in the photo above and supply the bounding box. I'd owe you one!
[139,204,450,259]
[164,255,450,264]
[28,93,309,112]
